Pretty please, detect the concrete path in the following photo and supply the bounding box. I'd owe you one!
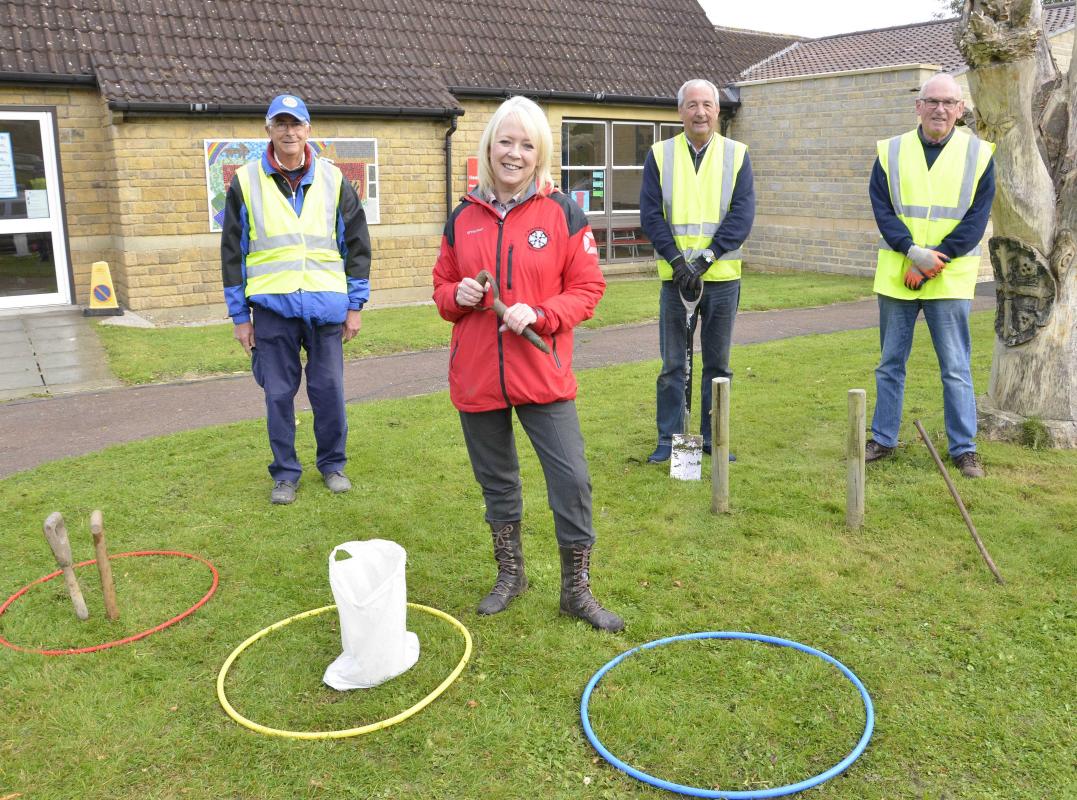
[0,290,997,479]
[0,307,121,402]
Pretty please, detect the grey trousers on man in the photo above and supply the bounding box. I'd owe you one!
[459,400,594,547]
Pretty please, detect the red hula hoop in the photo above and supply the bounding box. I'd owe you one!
[0,550,219,656]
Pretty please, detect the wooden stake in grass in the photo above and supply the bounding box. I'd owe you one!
[711,377,730,514]
[42,512,90,620]
[90,510,120,620]
[846,389,866,529]
[913,419,1005,585]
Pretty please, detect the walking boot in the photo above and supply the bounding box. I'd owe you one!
[558,545,625,632]
[477,521,528,615]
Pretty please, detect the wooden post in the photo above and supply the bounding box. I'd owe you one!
[711,377,730,514]
[90,510,120,620]
[846,389,866,530]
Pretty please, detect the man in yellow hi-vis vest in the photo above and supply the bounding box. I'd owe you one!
[640,79,755,464]
[867,74,995,478]
[222,95,371,504]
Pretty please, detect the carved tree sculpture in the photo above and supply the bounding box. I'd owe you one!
[958,0,1077,447]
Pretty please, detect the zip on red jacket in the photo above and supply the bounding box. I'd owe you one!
[432,183,605,412]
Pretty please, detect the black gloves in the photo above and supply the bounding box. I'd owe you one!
[669,254,698,294]
[688,253,712,278]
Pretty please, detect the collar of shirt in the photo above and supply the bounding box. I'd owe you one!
[485,181,538,217]
[686,134,714,156]
[685,135,713,170]
[266,143,315,181]
[917,126,956,149]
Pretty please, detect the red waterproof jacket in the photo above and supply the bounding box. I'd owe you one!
[432,184,605,412]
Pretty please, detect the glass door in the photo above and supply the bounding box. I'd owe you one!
[0,109,72,308]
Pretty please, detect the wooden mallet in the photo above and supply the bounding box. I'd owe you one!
[42,512,90,620]
[90,510,120,620]
[474,269,551,353]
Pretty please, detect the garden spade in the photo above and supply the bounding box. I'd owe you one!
[671,281,704,481]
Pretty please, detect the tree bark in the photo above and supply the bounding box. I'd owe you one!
[958,0,1077,447]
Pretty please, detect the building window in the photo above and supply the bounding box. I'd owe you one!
[562,119,674,263]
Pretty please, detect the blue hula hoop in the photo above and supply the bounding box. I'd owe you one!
[580,631,874,799]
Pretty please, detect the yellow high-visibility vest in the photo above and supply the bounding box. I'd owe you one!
[236,158,347,297]
[652,132,747,282]
[875,128,994,300]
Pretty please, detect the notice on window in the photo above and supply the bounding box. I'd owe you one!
[25,189,49,218]
[0,133,16,199]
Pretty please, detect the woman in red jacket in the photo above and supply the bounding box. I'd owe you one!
[432,96,623,632]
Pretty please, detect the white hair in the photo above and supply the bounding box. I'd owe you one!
[918,73,962,100]
[677,79,721,108]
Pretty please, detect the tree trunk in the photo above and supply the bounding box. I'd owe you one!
[958,0,1077,447]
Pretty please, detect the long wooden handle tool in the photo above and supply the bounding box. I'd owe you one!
[90,510,120,620]
[474,270,551,353]
[913,420,1005,585]
[42,512,90,620]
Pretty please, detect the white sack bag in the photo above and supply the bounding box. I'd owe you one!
[323,539,420,690]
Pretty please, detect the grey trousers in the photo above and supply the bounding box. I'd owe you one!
[459,401,594,547]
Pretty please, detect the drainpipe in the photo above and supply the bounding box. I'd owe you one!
[444,114,459,216]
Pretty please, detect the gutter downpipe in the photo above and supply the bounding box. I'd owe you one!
[444,114,459,216]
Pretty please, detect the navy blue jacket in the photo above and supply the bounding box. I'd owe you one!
[221,146,371,326]
[640,136,756,265]
[869,126,995,259]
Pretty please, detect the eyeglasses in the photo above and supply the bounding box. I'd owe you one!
[269,119,307,131]
[919,98,961,110]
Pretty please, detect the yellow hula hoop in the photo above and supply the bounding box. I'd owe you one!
[216,602,472,740]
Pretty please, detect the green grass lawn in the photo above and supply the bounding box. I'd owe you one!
[95,271,874,384]
[2,312,1072,799]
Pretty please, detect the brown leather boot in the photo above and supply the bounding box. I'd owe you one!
[477,521,528,615]
[558,544,624,632]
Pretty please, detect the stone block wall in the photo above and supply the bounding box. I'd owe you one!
[104,112,452,311]
[731,65,938,279]
[0,86,119,304]
[732,64,994,281]
[4,89,669,313]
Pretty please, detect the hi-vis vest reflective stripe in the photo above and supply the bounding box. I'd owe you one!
[237,159,347,297]
[875,128,994,300]
[652,132,747,282]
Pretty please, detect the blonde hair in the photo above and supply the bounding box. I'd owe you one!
[476,96,553,196]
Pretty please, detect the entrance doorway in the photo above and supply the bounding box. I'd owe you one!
[0,108,72,309]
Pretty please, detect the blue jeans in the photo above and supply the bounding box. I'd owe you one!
[250,306,348,482]
[871,295,976,458]
[656,279,740,446]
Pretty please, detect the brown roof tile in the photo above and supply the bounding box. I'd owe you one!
[0,0,798,111]
[712,25,804,75]
[741,3,1075,82]
[0,0,96,79]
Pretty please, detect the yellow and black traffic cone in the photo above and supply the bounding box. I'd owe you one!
[83,260,123,317]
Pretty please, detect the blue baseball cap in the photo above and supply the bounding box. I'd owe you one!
[266,94,310,124]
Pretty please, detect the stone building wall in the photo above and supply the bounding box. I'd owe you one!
[0,86,118,304]
[731,65,945,279]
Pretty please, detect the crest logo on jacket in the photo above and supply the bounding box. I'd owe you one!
[528,229,549,250]
[582,231,598,256]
